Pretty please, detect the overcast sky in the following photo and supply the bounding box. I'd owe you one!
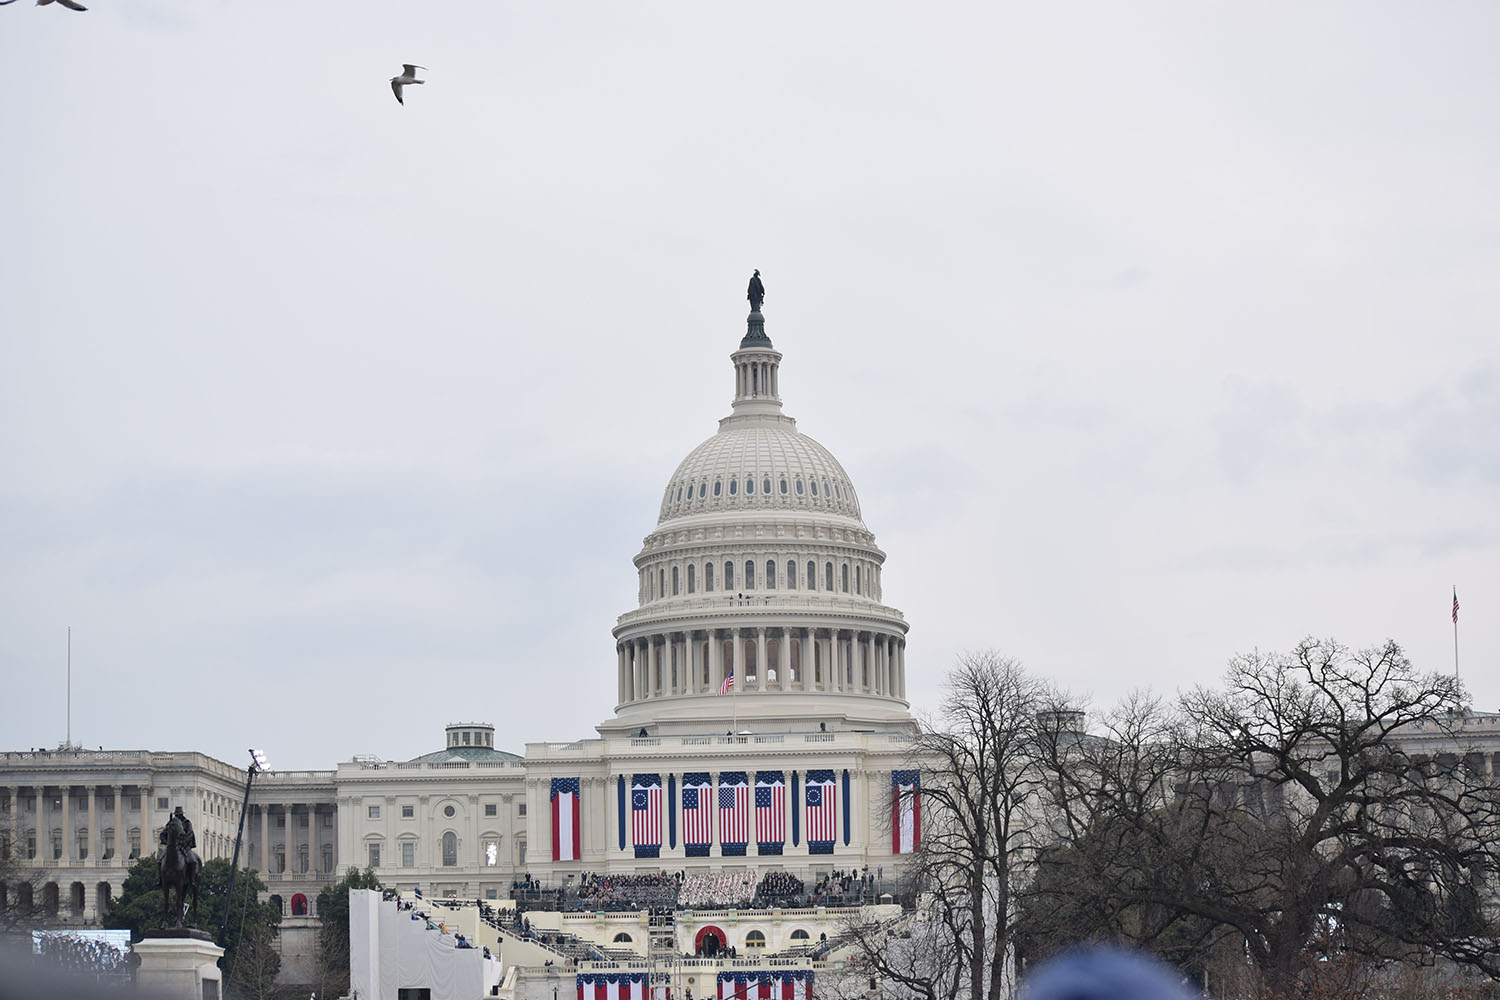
[3,3,1496,771]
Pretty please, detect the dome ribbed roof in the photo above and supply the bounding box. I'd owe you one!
[657,420,863,524]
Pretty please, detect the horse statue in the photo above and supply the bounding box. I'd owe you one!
[158,808,202,928]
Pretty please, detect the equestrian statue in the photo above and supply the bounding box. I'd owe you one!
[157,806,202,928]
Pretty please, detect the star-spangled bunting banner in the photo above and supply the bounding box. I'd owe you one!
[718,771,749,856]
[578,972,649,1000]
[550,777,581,861]
[755,770,785,855]
[716,970,813,1000]
[632,773,662,858]
[682,771,713,857]
[805,769,837,855]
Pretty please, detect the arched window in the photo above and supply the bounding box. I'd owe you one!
[746,478,754,495]
[842,564,849,592]
[825,562,834,591]
[659,569,665,599]
[613,932,633,943]
[713,480,722,497]
[787,560,797,589]
[699,482,707,498]
[795,479,804,495]
[765,561,776,589]
[705,562,715,592]
[790,929,810,941]
[810,480,819,496]
[687,564,696,594]
[855,565,862,595]
[291,892,309,916]
[745,561,755,589]
[672,566,679,596]
[442,832,458,867]
[724,562,734,589]
[780,479,788,494]
[269,894,284,916]
[807,561,816,591]
[745,930,766,949]
[729,479,738,495]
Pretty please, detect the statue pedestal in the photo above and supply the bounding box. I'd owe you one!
[136,929,224,1000]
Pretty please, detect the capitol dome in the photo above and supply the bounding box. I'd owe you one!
[657,423,863,525]
[606,292,912,737]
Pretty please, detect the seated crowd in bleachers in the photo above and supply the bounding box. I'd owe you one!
[678,869,756,908]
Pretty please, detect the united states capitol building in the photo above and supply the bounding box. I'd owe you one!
[1,288,929,990]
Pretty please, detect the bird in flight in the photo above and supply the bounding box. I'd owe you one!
[34,0,91,9]
[390,64,426,106]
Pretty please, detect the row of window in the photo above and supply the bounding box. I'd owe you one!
[661,474,853,513]
[366,833,524,869]
[367,803,525,820]
[2,795,153,813]
[2,829,142,862]
[642,558,881,602]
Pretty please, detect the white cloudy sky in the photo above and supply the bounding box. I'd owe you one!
[3,3,1496,770]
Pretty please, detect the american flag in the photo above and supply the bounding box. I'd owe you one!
[805,769,837,850]
[682,772,713,855]
[717,671,735,695]
[632,774,662,857]
[755,771,785,851]
[1453,588,1460,624]
[718,772,750,849]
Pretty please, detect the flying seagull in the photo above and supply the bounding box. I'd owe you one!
[36,0,90,9]
[390,64,426,106]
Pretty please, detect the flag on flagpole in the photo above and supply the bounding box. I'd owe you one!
[1453,588,1460,624]
[631,774,662,858]
[717,671,735,695]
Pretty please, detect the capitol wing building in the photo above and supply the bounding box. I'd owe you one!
[339,297,921,891]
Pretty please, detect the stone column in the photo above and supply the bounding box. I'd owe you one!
[87,786,97,866]
[756,628,768,692]
[112,785,124,867]
[34,786,45,867]
[60,785,71,863]
[732,629,744,688]
[259,804,269,873]
[617,645,627,703]
[141,786,153,864]
[709,630,723,691]
[7,787,17,866]
[310,805,319,877]
[865,633,876,692]
[779,628,792,691]
[648,638,660,698]
[688,632,700,694]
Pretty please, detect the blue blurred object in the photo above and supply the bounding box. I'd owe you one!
[1022,947,1201,1000]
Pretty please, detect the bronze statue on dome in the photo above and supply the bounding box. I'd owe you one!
[747,270,765,312]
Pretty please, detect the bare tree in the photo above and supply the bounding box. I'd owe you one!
[1029,638,1500,998]
[842,652,1050,1000]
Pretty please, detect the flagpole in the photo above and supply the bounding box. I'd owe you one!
[1453,586,1459,679]
[732,671,738,734]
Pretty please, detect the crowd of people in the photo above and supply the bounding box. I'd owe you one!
[577,871,681,910]
[33,933,129,977]
[678,870,755,908]
[810,867,882,905]
[752,870,805,906]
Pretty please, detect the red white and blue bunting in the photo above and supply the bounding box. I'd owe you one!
[716,970,813,1000]
[578,972,648,1000]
